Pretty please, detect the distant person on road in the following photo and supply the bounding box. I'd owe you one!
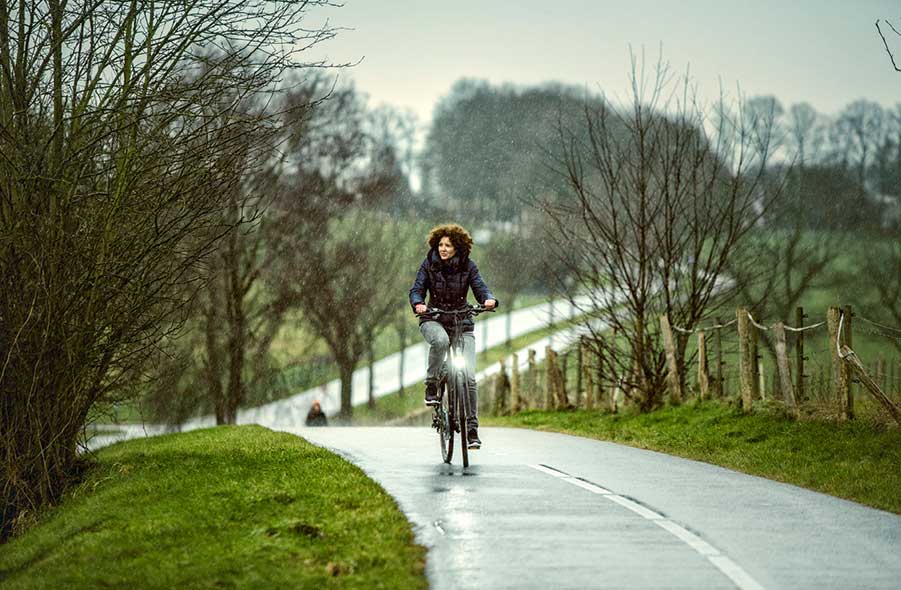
[305,400,328,427]
[409,223,497,449]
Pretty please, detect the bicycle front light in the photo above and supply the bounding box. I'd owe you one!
[452,354,466,369]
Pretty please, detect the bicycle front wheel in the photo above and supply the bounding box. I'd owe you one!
[456,371,469,468]
[438,379,453,464]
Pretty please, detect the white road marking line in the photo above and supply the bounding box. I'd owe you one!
[655,520,720,556]
[607,494,664,520]
[568,477,613,495]
[528,464,766,590]
[709,555,766,590]
[530,463,571,478]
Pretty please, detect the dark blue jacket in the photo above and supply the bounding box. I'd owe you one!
[409,249,497,333]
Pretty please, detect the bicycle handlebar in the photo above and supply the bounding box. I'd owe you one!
[416,304,495,318]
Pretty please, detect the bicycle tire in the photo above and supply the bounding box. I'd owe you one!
[457,370,469,468]
[439,378,453,464]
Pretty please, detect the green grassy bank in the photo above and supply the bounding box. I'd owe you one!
[484,401,901,513]
[0,426,426,589]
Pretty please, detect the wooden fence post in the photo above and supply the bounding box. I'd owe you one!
[842,304,854,419]
[576,336,585,406]
[609,377,619,414]
[553,350,569,409]
[795,306,805,401]
[737,307,753,412]
[545,346,556,410]
[527,349,537,408]
[839,346,901,424]
[583,350,594,410]
[698,330,710,400]
[773,322,797,417]
[749,318,761,400]
[660,314,683,404]
[596,342,607,411]
[828,306,853,421]
[715,320,724,398]
[607,331,619,412]
[494,358,509,415]
[510,352,520,413]
[828,306,839,404]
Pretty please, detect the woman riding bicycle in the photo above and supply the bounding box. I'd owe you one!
[409,223,497,449]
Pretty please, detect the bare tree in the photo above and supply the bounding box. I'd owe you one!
[785,103,824,167]
[0,0,339,540]
[278,210,408,421]
[385,218,430,398]
[261,79,416,420]
[201,179,294,424]
[858,240,901,353]
[540,58,776,411]
[831,100,886,191]
[482,228,543,344]
[727,199,842,345]
[743,95,785,159]
[727,98,845,347]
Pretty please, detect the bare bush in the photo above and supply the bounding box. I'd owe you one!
[0,0,339,540]
[540,57,777,411]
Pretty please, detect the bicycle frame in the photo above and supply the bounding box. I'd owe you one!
[420,305,493,467]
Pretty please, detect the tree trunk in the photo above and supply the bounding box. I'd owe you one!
[224,230,246,426]
[505,296,516,345]
[225,307,245,425]
[397,323,407,397]
[205,299,226,425]
[339,361,355,422]
[367,338,376,409]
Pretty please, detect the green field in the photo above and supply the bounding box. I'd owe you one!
[485,401,901,513]
[0,426,426,590]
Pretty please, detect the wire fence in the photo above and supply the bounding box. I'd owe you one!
[482,304,901,425]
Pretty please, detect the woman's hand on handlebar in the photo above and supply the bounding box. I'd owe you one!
[483,299,496,310]
[414,303,428,315]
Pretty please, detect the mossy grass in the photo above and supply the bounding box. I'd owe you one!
[484,400,901,513]
[0,426,426,589]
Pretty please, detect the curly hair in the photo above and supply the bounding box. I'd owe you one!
[427,223,473,255]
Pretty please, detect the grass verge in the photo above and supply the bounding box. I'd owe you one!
[484,400,901,513]
[0,426,426,590]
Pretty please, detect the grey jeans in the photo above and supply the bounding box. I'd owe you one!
[420,320,478,429]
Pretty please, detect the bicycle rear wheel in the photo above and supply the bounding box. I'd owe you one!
[438,381,453,464]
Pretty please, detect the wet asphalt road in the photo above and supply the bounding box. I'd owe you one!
[292,426,901,590]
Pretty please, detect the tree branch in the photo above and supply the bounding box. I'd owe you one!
[876,19,901,72]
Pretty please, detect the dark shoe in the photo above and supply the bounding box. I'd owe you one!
[425,382,440,406]
[467,429,481,449]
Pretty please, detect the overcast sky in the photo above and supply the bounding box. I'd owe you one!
[306,0,901,125]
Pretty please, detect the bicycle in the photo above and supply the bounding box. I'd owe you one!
[419,305,493,467]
